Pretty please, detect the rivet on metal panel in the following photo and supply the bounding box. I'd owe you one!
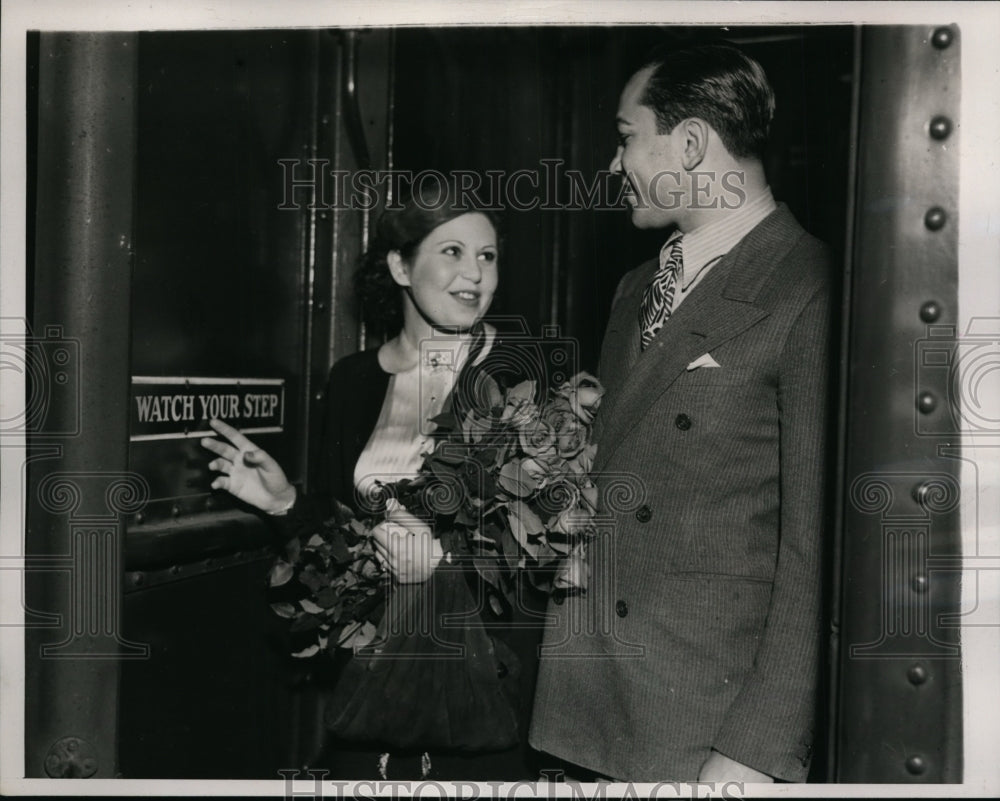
[44,736,98,778]
[928,116,952,140]
[931,27,954,49]
[204,496,214,511]
[170,504,181,518]
[912,574,929,593]
[314,392,324,402]
[131,571,145,587]
[905,754,928,775]
[912,482,933,506]
[924,207,947,231]
[917,392,937,414]
[919,301,942,323]
[134,512,144,525]
[169,565,180,576]
[908,664,929,685]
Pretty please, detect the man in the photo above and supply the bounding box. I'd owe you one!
[530,44,831,783]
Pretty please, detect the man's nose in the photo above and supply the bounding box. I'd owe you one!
[609,145,623,174]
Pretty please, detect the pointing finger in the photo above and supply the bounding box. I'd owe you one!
[201,436,238,461]
[209,418,256,451]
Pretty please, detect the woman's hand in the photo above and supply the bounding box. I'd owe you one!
[371,499,444,584]
[201,418,296,514]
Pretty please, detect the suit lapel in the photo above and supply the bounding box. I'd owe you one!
[597,259,656,421]
[595,205,804,469]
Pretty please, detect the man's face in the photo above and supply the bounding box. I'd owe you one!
[610,66,686,230]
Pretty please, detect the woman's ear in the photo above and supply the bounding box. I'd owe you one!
[679,118,711,171]
[386,250,411,287]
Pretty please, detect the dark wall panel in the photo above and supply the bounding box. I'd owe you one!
[119,558,296,778]
[130,30,317,519]
[119,30,329,779]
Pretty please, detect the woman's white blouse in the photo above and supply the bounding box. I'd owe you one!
[353,332,490,504]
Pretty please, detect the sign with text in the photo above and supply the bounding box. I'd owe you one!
[130,377,285,442]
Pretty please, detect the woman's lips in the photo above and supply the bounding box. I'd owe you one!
[450,290,481,307]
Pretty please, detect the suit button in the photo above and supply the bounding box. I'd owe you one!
[635,505,652,523]
[616,600,629,618]
[675,413,692,430]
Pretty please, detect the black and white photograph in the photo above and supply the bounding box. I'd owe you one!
[1,1,998,797]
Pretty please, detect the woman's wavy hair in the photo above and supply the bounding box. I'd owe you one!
[355,177,502,336]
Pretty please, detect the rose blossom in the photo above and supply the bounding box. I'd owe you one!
[501,397,540,430]
[566,443,598,476]
[540,400,587,459]
[556,372,605,425]
[519,418,557,460]
[498,458,540,497]
[520,456,556,485]
[551,502,594,537]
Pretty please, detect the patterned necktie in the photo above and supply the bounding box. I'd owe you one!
[638,235,684,350]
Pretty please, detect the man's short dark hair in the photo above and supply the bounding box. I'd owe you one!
[640,43,776,159]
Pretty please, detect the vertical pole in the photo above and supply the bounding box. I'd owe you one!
[26,32,139,778]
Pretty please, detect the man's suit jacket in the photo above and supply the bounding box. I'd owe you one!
[529,205,831,782]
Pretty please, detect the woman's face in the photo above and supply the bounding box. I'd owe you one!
[390,212,499,331]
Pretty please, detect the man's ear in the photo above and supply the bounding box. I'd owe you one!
[386,250,411,287]
[679,118,711,170]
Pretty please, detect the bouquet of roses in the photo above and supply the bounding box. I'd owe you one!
[266,371,605,659]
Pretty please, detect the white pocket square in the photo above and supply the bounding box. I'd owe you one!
[687,353,721,371]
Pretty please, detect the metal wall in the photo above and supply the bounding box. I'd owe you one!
[834,25,963,782]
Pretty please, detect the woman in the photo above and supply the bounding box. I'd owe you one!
[202,186,544,780]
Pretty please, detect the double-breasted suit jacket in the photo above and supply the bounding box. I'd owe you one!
[529,205,832,782]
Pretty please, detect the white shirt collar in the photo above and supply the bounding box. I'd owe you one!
[659,187,778,289]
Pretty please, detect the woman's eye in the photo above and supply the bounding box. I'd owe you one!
[479,251,497,263]
[442,246,461,257]
[617,133,629,147]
